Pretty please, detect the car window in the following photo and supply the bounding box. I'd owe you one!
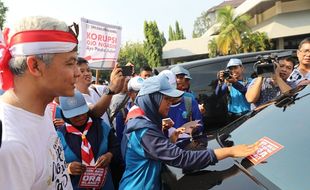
[219,85,310,190]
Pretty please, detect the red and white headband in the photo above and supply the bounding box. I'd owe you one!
[0,29,78,90]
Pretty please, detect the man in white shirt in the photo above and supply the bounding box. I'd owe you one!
[0,16,80,190]
[74,57,125,126]
[287,37,310,87]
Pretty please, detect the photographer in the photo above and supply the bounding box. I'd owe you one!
[246,57,294,107]
[216,59,252,122]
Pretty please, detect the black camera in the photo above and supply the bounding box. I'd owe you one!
[223,69,231,79]
[254,51,295,78]
[254,54,278,77]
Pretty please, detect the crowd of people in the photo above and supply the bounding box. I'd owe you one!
[0,15,309,190]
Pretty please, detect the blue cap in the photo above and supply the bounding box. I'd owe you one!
[184,72,192,80]
[59,90,89,118]
[226,58,242,68]
[158,70,177,89]
[171,65,192,79]
[138,75,184,98]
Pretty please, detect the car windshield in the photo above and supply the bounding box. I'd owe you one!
[217,85,310,190]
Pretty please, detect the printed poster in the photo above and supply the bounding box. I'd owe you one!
[247,137,284,165]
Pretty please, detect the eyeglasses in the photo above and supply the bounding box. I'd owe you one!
[299,49,310,55]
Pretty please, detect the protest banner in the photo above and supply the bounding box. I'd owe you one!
[79,17,122,70]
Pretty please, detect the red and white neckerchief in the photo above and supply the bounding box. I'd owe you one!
[0,28,78,90]
[125,105,150,123]
[66,118,95,166]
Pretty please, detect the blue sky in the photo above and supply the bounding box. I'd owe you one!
[2,0,223,44]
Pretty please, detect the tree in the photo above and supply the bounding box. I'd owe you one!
[0,1,8,29]
[118,42,148,71]
[208,38,218,58]
[143,21,166,67]
[192,11,211,38]
[241,31,272,53]
[168,21,186,41]
[168,26,175,41]
[207,6,272,57]
[216,6,251,55]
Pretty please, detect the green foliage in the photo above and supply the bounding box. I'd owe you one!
[168,26,175,41]
[0,1,8,29]
[241,32,271,52]
[216,6,251,55]
[208,6,271,57]
[143,21,166,67]
[118,41,148,71]
[168,21,186,41]
[208,38,218,58]
[192,11,211,38]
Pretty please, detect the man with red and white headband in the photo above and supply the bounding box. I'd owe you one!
[0,16,79,190]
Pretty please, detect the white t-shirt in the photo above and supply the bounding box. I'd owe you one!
[82,86,111,127]
[0,102,72,190]
[287,68,310,87]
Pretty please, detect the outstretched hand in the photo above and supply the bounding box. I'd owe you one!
[109,63,125,94]
[214,141,259,161]
[229,141,260,158]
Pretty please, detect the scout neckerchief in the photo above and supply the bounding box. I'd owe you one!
[66,118,95,166]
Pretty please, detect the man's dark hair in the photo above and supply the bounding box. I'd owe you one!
[298,37,310,49]
[77,57,89,66]
[279,56,296,69]
[140,65,152,73]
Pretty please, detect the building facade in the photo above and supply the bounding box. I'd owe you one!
[162,0,310,65]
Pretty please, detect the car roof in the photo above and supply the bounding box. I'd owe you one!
[168,49,296,70]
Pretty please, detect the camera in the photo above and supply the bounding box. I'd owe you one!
[118,65,133,76]
[254,51,295,78]
[255,55,278,77]
[223,69,231,79]
[254,54,278,77]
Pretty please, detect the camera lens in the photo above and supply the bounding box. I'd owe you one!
[223,69,230,79]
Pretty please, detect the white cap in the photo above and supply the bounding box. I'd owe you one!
[158,70,177,89]
[226,58,242,68]
[127,76,144,92]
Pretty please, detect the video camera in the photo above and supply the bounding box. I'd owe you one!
[254,51,294,78]
[254,54,278,77]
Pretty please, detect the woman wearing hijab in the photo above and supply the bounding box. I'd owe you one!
[119,75,258,190]
[57,90,119,190]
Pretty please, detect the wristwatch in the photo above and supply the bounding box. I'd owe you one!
[103,87,115,95]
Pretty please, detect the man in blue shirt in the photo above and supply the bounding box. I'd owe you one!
[158,69,204,151]
[216,58,252,122]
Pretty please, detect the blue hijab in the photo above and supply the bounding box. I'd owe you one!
[135,92,163,127]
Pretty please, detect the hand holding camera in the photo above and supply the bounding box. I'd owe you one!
[218,69,237,83]
[218,70,230,81]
